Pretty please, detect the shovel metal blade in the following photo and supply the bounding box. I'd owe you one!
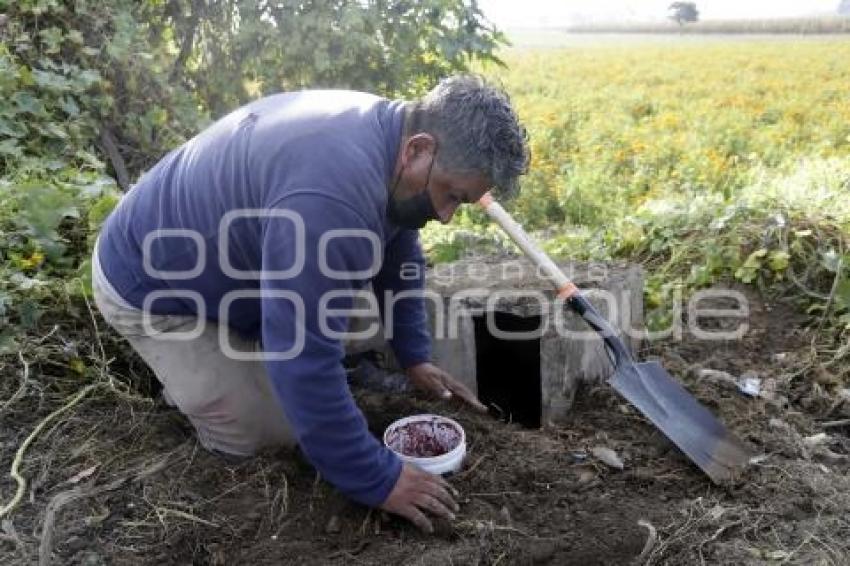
[609,360,752,483]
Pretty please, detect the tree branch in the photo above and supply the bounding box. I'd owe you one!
[170,0,202,82]
[98,126,130,192]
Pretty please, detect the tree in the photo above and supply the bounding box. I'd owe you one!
[173,0,508,118]
[1,0,508,179]
[668,2,699,25]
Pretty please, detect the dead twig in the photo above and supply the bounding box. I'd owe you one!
[156,507,220,529]
[456,454,486,479]
[817,256,844,332]
[38,455,174,566]
[274,474,289,523]
[468,491,522,498]
[1,519,24,555]
[308,471,322,513]
[326,542,369,564]
[636,519,658,564]
[0,352,31,417]
[75,280,146,404]
[457,519,534,537]
[32,325,60,345]
[696,518,746,564]
[39,483,118,566]
[0,383,101,520]
[358,508,373,537]
[98,126,130,191]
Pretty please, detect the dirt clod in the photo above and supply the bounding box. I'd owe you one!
[325,515,341,534]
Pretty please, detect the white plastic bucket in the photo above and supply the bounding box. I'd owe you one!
[383,414,466,475]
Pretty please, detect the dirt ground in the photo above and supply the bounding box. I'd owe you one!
[1,290,849,565]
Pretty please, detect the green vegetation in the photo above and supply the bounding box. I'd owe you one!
[1,1,849,380]
[422,41,850,370]
[0,0,503,356]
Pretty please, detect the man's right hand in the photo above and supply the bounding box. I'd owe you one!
[380,463,460,533]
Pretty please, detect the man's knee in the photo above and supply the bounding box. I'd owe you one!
[170,388,295,454]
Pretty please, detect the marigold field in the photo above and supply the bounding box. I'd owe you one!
[503,40,850,226]
[425,38,850,340]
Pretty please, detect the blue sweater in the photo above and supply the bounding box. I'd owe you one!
[98,91,432,507]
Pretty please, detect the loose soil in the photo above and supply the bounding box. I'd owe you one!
[0,290,848,565]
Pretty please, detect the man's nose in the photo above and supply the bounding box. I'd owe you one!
[438,202,458,224]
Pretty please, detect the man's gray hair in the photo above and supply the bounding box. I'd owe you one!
[407,75,529,198]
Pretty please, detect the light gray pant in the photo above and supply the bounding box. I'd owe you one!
[91,244,295,456]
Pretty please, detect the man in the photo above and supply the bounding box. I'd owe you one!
[92,75,529,532]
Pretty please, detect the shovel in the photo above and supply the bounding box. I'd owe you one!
[477,193,752,483]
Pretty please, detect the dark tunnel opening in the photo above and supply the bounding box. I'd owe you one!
[473,311,542,429]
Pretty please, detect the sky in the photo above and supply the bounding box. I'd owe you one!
[478,0,842,28]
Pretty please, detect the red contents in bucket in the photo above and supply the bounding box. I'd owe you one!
[386,419,461,458]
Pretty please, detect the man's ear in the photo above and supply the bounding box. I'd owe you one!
[402,133,436,167]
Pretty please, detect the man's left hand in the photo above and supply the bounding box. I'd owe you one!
[405,362,487,413]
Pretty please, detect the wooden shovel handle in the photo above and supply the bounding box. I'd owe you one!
[477,192,578,299]
[477,192,632,366]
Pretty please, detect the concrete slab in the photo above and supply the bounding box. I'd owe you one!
[345,258,644,427]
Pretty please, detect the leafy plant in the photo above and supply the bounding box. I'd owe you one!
[0,0,511,362]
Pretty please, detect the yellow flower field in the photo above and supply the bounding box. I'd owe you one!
[424,39,850,331]
[486,40,850,229]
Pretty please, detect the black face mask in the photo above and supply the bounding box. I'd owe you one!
[387,151,440,230]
